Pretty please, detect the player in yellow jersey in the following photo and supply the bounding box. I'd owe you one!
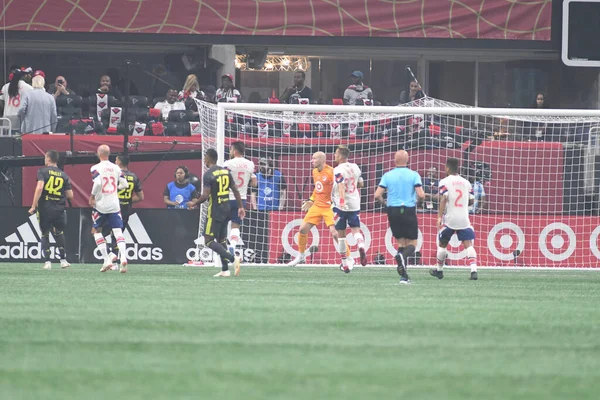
[288,152,352,267]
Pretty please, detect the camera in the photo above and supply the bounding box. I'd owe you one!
[57,79,64,85]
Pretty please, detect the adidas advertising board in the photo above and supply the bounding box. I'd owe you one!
[0,208,79,261]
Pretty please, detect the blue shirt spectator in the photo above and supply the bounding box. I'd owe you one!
[470,180,486,214]
[378,167,423,207]
[253,170,287,211]
[163,166,197,209]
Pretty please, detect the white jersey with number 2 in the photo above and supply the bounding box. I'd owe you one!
[224,157,255,200]
[333,162,362,211]
[439,174,473,230]
[91,160,128,214]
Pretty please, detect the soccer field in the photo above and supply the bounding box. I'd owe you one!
[1,264,599,400]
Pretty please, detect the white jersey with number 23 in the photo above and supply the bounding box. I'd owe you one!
[438,174,473,230]
[224,157,255,200]
[91,160,128,214]
[333,162,362,211]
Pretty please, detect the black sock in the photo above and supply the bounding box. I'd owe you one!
[397,247,405,257]
[402,245,416,263]
[54,232,66,260]
[208,241,234,270]
[41,234,50,261]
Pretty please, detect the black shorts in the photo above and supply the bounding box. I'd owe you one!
[387,206,418,240]
[38,208,66,235]
[205,215,230,241]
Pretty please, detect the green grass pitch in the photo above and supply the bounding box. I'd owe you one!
[1,264,599,400]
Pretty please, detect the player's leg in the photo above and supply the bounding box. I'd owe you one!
[38,211,52,270]
[52,211,70,269]
[288,207,318,266]
[109,213,128,272]
[348,213,366,266]
[205,219,235,277]
[333,208,351,273]
[458,228,477,280]
[220,221,240,276]
[102,225,118,268]
[91,211,113,271]
[387,207,411,282]
[228,200,245,255]
[430,228,452,279]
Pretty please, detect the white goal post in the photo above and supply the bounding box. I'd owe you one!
[192,98,600,268]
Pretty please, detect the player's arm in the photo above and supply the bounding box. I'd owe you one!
[374,186,386,207]
[28,180,45,215]
[89,168,102,207]
[117,173,128,190]
[414,172,425,204]
[302,186,316,212]
[188,172,213,207]
[335,172,347,209]
[437,195,447,229]
[65,189,74,201]
[229,173,247,220]
[133,190,144,203]
[250,173,257,188]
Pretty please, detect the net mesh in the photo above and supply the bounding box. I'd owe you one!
[194,97,600,268]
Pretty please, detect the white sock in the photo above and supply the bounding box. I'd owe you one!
[93,233,108,259]
[436,247,447,270]
[466,246,477,272]
[229,228,241,248]
[353,232,365,249]
[338,238,347,266]
[112,228,127,262]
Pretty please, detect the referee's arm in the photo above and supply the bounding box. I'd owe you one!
[374,186,387,206]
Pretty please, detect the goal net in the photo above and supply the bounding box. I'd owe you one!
[194,97,600,268]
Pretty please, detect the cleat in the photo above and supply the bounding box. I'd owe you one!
[288,253,306,267]
[233,256,241,277]
[429,269,444,279]
[119,260,128,274]
[470,271,478,280]
[214,270,231,277]
[358,247,367,266]
[60,260,70,269]
[307,245,318,257]
[399,276,411,285]
[43,261,51,270]
[100,258,113,272]
[108,252,118,264]
[339,263,351,274]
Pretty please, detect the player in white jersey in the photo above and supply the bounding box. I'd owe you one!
[89,145,129,273]
[332,146,366,272]
[430,158,478,281]
[223,141,256,255]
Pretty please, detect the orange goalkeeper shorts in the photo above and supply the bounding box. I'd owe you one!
[304,205,334,227]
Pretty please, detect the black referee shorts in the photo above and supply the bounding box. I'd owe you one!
[387,206,418,240]
[37,208,67,235]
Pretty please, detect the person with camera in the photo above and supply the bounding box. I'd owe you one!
[50,76,76,99]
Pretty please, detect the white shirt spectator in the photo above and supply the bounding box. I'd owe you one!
[0,80,33,131]
[154,100,185,121]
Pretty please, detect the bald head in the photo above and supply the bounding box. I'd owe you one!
[312,151,326,170]
[395,150,409,167]
[97,144,110,160]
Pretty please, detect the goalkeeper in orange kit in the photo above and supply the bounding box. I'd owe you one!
[288,151,352,267]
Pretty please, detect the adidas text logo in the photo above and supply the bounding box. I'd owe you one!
[0,215,60,260]
[93,213,163,261]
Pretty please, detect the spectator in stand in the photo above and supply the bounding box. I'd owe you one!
[280,70,313,104]
[97,75,123,100]
[154,88,185,121]
[163,166,198,210]
[250,157,287,211]
[422,166,439,212]
[49,76,76,99]
[0,67,33,133]
[343,71,373,105]
[216,74,242,103]
[469,172,487,214]
[532,92,550,109]
[179,74,204,120]
[203,85,217,103]
[22,67,33,85]
[19,70,57,134]
[400,79,425,103]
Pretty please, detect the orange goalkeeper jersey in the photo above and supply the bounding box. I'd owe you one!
[310,164,334,208]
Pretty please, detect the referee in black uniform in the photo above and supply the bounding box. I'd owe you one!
[28,150,74,270]
[188,149,245,277]
[375,150,425,284]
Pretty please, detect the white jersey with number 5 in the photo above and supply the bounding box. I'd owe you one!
[333,162,362,211]
[439,174,473,230]
[224,157,255,200]
[91,160,127,214]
